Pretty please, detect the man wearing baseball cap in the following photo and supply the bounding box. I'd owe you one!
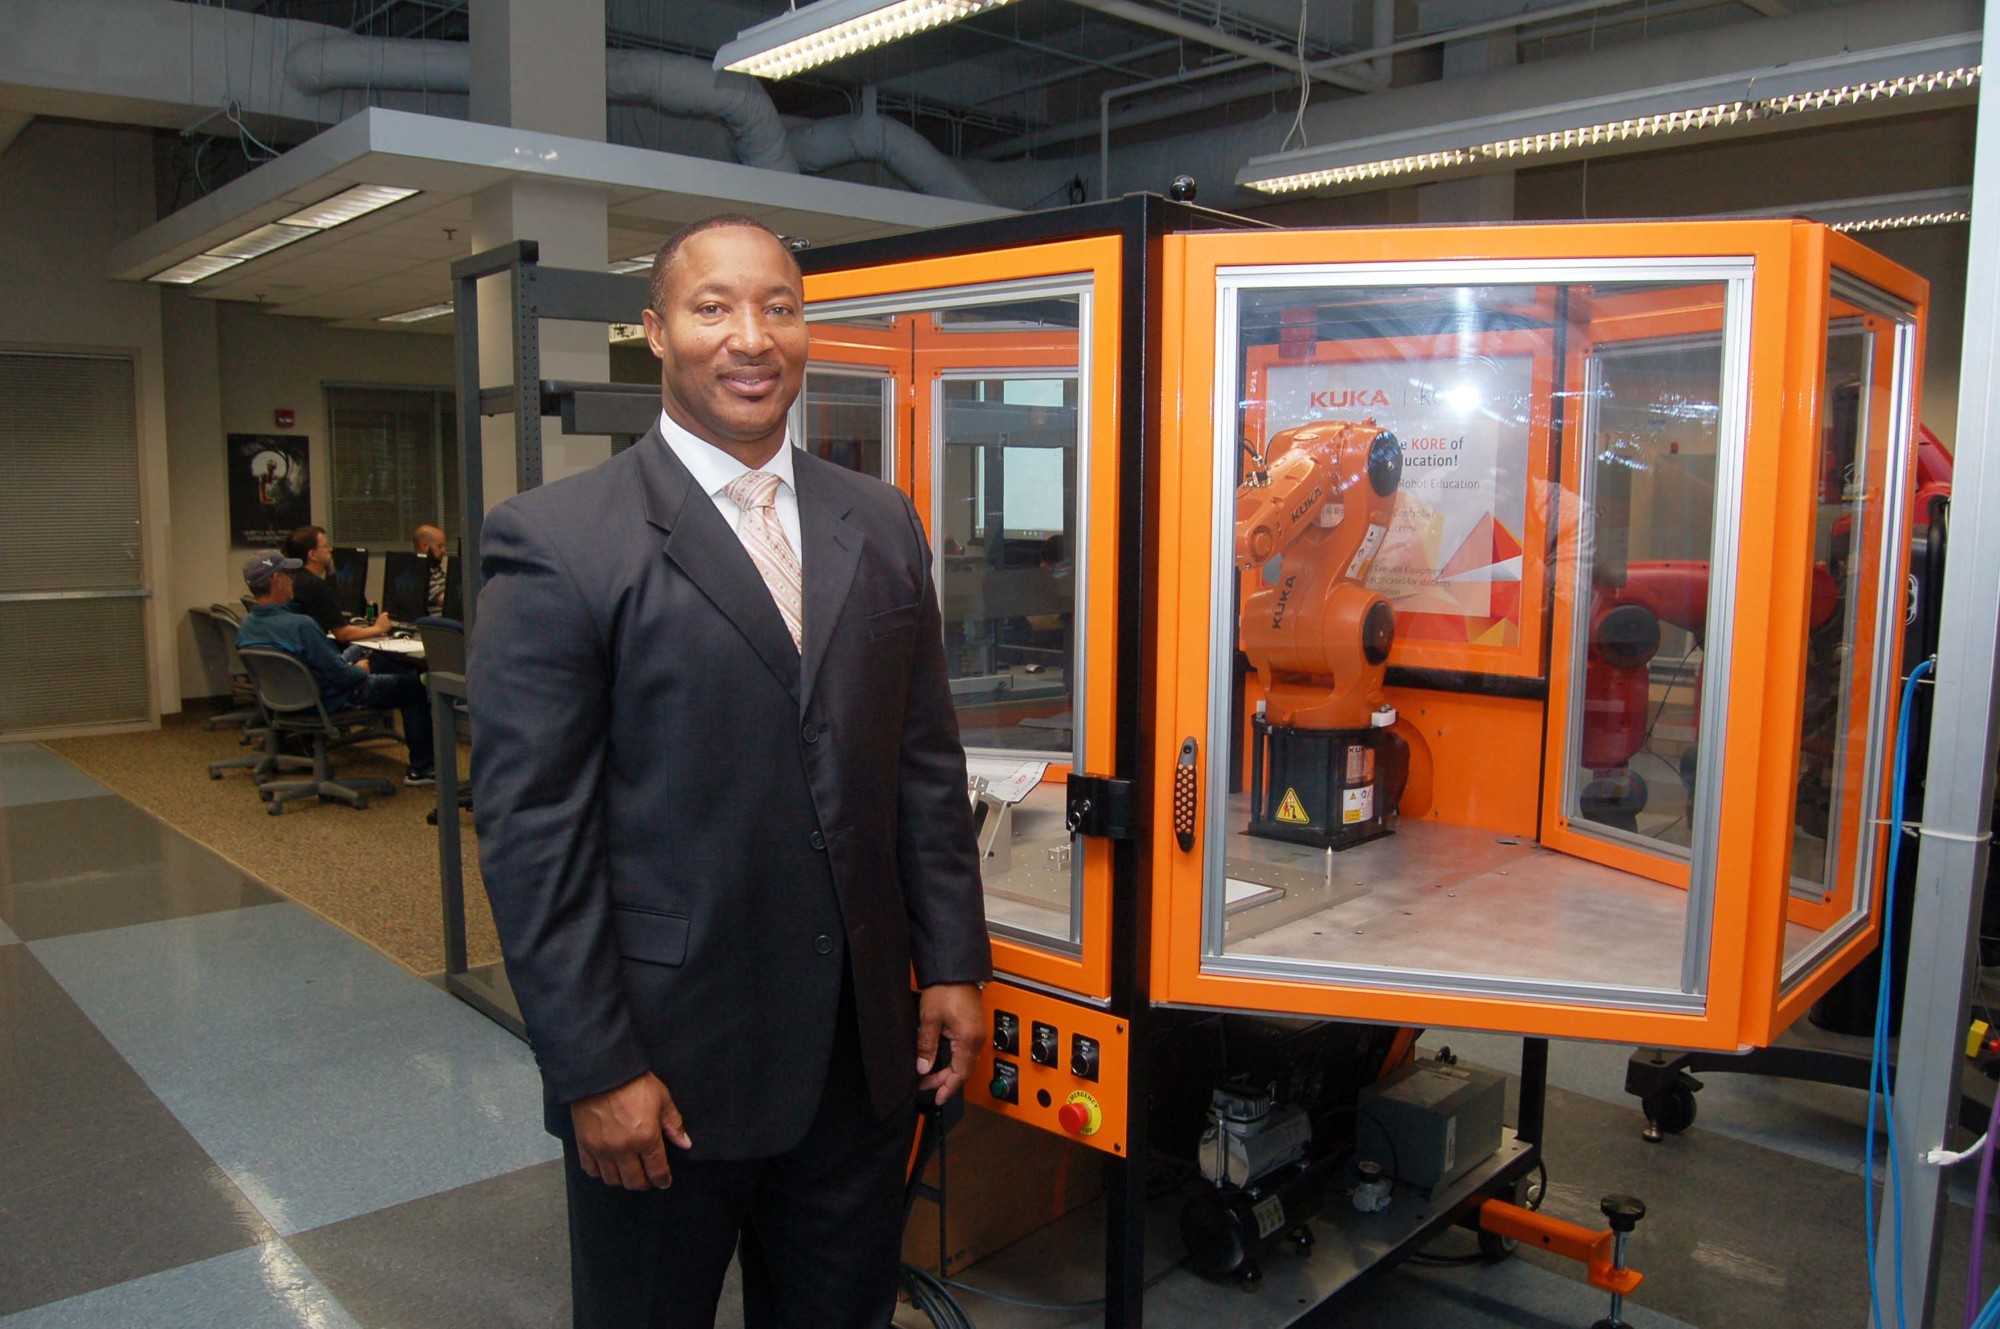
[232,549,435,785]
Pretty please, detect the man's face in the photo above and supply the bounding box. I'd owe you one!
[416,530,444,561]
[310,533,333,575]
[264,570,292,602]
[641,227,807,459]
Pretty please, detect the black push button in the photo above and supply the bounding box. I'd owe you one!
[1030,1021,1059,1067]
[809,830,826,850]
[813,934,833,955]
[802,722,821,743]
[992,1011,1020,1055]
[1071,1034,1100,1081]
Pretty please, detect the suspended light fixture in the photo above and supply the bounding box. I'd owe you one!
[714,0,1021,80]
[150,183,419,284]
[1238,35,1979,195]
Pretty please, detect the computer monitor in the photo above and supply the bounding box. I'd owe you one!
[380,551,430,624]
[328,546,369,618]
[439,557,464,621]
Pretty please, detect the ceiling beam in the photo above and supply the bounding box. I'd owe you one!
[1061,0,1384,93]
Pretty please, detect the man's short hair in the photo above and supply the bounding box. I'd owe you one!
[283,525,325,562]
[648,215,799,314]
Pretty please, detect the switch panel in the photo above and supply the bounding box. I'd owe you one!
[988,1059,1019,1104]
[1071,1034,1100,1081]
[1030,1021,1060,1067]
[992,1010,1020,1055]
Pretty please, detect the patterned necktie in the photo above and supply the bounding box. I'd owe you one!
[723,470,804,652]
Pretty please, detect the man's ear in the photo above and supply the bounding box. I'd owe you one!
[642,307,669,359]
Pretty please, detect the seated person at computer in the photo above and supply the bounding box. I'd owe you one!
[234,550,435,786]
[284,525,392,644]
[412,524,449,617]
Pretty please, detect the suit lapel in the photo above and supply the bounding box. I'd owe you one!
[794,457,862,715]
[637,430,801,701]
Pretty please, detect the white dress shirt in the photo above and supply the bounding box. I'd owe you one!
[656,410,803,566]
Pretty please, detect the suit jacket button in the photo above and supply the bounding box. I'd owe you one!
[809,830,826,850]
[802,722,820,743]
[814,934,834,955]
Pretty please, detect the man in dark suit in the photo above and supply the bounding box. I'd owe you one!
[470,215,990,1329]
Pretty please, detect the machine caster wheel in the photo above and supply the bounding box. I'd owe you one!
[1478,1228,1516,1262]
[1238,1262,1262,1289]
[353,797,369,810]
[1642,1085,1696,1139]
[267,803,283,817]
[208,771,222,780]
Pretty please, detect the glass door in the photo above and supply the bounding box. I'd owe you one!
[804,238,1125,999]
[1153,225,1805,1050]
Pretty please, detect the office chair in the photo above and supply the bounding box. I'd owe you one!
[414,616,473,825]
[237,649,397,814]
[191,607,260,735]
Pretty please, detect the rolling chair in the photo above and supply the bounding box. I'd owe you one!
[414,616,473,825]
[190,606,260,735]
[237,649,398,815]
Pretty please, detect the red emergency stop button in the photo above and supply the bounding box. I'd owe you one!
[1059,1090,1102,1136]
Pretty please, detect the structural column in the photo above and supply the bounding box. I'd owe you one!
[468,0,611,505]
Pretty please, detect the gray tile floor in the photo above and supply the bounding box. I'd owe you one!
[0,737,1994,1327]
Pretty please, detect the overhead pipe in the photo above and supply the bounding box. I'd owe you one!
[286,36,800,171]
[1062,0,1381,93]
[787,88,992,204]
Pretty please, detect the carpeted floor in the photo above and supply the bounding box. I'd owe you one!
[44,710,503,975]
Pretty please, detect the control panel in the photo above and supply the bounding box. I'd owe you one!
[963,979,1128,1157]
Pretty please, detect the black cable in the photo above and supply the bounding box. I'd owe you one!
[899,1263,976,1329]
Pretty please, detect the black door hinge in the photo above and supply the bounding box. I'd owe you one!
[1066,774,1137,840]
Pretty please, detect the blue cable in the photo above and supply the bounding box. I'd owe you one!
[1868,655,1933,1329]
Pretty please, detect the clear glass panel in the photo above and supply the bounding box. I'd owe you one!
[795,368,890,479]
[1783,278,1917,984]
[1566,336,1723,854]
[807,282,1090,951]
[1204,270,1744,1005]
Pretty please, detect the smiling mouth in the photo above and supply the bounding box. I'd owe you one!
[721,368,780,398]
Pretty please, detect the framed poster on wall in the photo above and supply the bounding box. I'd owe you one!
[227,433,310,547]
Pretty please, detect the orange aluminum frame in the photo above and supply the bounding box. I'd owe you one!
[1152,221,1925,1051]
[804,237,1126,1001]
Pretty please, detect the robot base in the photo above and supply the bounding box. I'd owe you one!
[1247,718,1404,851]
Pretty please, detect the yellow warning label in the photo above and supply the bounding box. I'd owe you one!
[1275,787,1311,825]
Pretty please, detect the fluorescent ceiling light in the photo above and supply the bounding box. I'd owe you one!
[149,253,249,285]
[1239,35,1980,195]
[148,183,421,285]
[715,0,1021,80]
[205,223,319,262]
[277,183,419,229]
[1834,210,1969,234]
[607,255,654,274]
[379,302,454,323]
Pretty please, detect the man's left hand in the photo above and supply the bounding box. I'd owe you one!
[916,983,984,1105]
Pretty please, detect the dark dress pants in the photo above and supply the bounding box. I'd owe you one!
[562,982,915,1329]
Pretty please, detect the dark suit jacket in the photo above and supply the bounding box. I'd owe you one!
[469,428,991,1159]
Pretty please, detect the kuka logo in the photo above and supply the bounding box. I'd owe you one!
[1309,388,1390,410]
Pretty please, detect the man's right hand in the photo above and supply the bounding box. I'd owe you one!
[373,611,392,634]
[570,1071,693,1190]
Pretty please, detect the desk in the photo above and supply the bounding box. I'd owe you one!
[356,636,426,659]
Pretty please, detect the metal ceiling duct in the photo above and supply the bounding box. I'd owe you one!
[285,34,995,203]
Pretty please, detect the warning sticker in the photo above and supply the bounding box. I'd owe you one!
[1252,1194,1287,1240]
[1275,788,1312,825]
[1344,522,1388,579]
[1343,786,1374,825]
[1344,744,1374,784]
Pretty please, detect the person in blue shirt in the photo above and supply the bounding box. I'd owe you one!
[233,550,436,785]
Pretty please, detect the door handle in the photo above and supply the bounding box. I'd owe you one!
[1173,737,1198,852]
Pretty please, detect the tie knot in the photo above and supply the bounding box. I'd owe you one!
[725,470,782,513]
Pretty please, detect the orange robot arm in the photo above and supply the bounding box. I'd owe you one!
[1237,419,1403,730]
